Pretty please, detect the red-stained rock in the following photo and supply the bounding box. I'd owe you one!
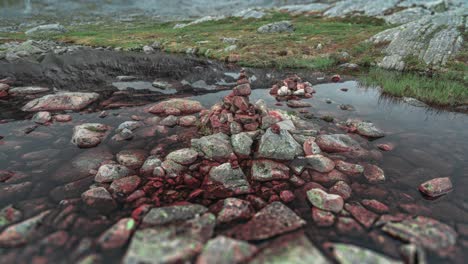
[109,176,141,196]
[116,149,148,170]
[312,207,335,227]
[246,195,267,210]
[334,160,364,176]
[280,190,295,203]
[315,134,360,153]
[331,74,341,82]
[211,198,254,224]
[377,143,394,151]
[345,202,378,229]
[147,99,204,116]
[22,92,99,112]
[310,169,348,185]
[232,96,250,112]
[361,199,389,214]
[81,187,116,214]
[54,114,72,122]
[329,181,352,200]
[336,217,364,235]
[98,218,136,251]
[131,204,152,221]
[303,138,321,155]
[243,122,259,131]
[203,163,251,198]
[305,155,335,173]
[363,163,385,183]
[251,159,290,182]
[418,177,453,198]
[178,116,198,127]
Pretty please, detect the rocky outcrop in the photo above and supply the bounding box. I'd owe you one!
[257,21,294,34]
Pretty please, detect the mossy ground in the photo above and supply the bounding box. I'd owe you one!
[0,12,466,106]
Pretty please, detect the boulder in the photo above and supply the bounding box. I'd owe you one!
[258,128,303,160]
[316,134,360,153]
[192,133,233,161]
[71,123,110,148]
[204,163,251,198]
[22,92,99,112]
[305,154,335,173]
[116,149,148,170]
[95,164,130,183]
[258,21,294,33]
[356,122,385,138]
[231,132,253,156]
[147,99,204,116]
[251,159,290,181]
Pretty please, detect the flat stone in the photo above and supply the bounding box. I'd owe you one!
[142,204,208,226]
[71,123,110,148]
[204,163,251,198]
[228,202,306,241]
[307,188,344,213]
[160,115,178,127]
[305,154,335,173]
[192,133,233,161]
[382,216,457,254]
[95,164,130,183]
[123,213,215,264]
[197,236,257,264]
[329,181,352,200]
[418,177,453,197]
[109,176,141,195]
[287,100,311,108]
[166,148,199,165]
[328,243,402,264]
[231,132,253,156]
[9,86,50,96]
[0,211,49,247]
[251,159,290,181]
[81,187,116,213]
[98,218,136,250]
[32,111,51,124]
[258,128,303,160]
[345,202,379,229]
[362,199,389,214]
[212,198,254,224]
[116,149,148,170]
[363,164,386,183]
[250,232,329,264]
[147,99,204,116]
[22,92,99,112]
[316,134,360,153]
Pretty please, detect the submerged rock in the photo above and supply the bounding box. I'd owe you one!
[0,211,49,247]
[228,202,305,241]
[363,164,386,183]
[22,92,99,112]
[98,218,136,251]
[196,236,257,264]
[382,216,457,254]
[94,164,130,183]
[212,198,253,224]
[81,187,117,213]
[305,154,335,173]
[258,128,303,160]
[316,134,360,153]
[166,148,199,165]
[116,149,148,170]
[327,243,402,264]
[356,122,385,138]
[418,177,453,197]
[71,123,110,148]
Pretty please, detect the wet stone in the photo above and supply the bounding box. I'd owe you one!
[116,149,148,170]
[337,217,364,235]
[179,115,197,127]
[81,187,117,214]
[316,134,360,153]
[335,160,364,175]
[142,204,208,226]
[9,86,50,96]
[362,199,389,214]
[345,202,379,229]
[139,156,162,177]
[192,133,233,161]
[109,176,141,195]
[212,198,254,224]
[312,207,335,227]
[54,114,72,122]
[363,163,385,183]
[98,218,136,251]
[307,188,344,213]
[356,121,385,138]
[418,177,453,198]
[71,123,110,148]
[251,159,290,182]
[161,159,186,177]
[22,92,99,112]
[0,205,23,230]
[303,138,321,155]
[32,111,51,124]
[250,232,329,264]
[231,132,253,157]
[94,164,130,183]
[305,154,335,173]
[166,148,199,165]
[287,100,311,108]
[329,181,352,200]
[160,115,179,127]
[258,128,303,161]
[147,98,204,116]
[0,210,49,247]
[196,236,257,264]
[327,243,402,264]
[204,163,251,198]
[382,216,457,254]
[228,202,306,241]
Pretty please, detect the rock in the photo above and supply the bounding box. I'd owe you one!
[303,138,321,155]
[329,181,352,200]
[116,76,136,81]
[52,147,113,183]
[258,128,303,160]
[161,159,186,177]
[337,217,364,235]
[231,132,253,156]
[143,45,154,54]
[94,164,130,183]
[147,99,204,116]
[54,114,72,122]
[71,123,110,148]
[250,232,329,264]
[124,213,215,264]
[363,164,386,183]
[0,205,22,230]
[362,199,389,214]
[382,216,457,254]
[116,149,148,170]
[402,97,428,107]
[81,187,117,213]
[279,3,331,14]
[258,21,294,34]
[325,0,400,17]
[196,236,257,264]
[312,207,335,227]
[204,163,251,198]
[109,176,141,195]
[192,133,233,161]
[370,10,465,70]
[338,63,359,70]
[233,8,266,19]
[335,160,364,175]
[25,24,66,36]
[307,188,344,213]
[0,211,49,247]
[160,115,178,127]
[0,83,9,91]
[179,116,197,127]
[251,159,290,181]
[212,198,253,224]
[228,202,306,241]
[166,148,199,165]
[287,100,311,108]
[9,86,49,96]
[345,202,379,229]
[305,155,335,173]
[356,122,385,138]
[316,134,360,153]
[327,243,402,264]
[140,156,162,176]
[142,204,208,226]
[22,92,99,112]
[277,86,289,96]
[384,7,431,25]
[233,83,251,96]
[418,177,453,197]
[117,121,141,132]
[98,218,136,250]
[32,111,51,124]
